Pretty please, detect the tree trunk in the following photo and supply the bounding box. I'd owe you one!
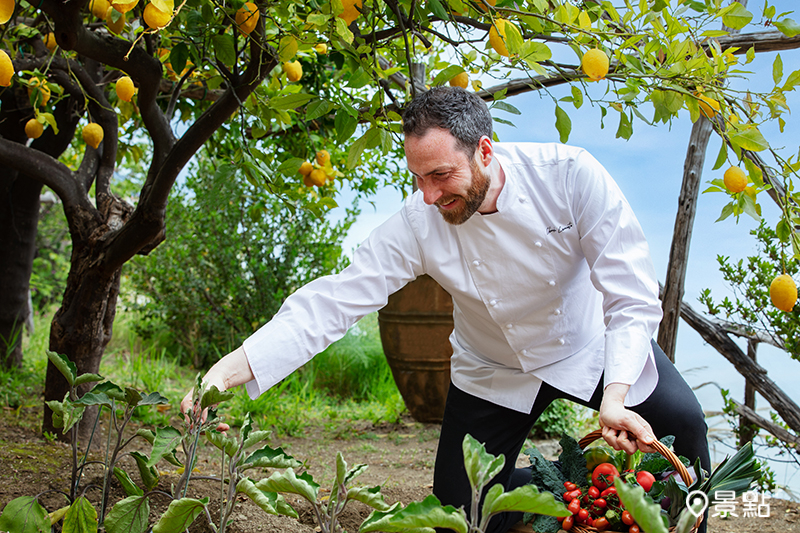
[657,116,714,361]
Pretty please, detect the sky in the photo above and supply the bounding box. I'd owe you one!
[327,2,800,496]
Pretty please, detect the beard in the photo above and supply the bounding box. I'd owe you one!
[436,159,491,225]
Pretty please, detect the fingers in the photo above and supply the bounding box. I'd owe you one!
[601,412,657,455]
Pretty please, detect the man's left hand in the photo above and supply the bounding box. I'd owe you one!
[599,383,656,455]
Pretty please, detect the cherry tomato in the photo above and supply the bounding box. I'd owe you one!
[629,525,641,533]
[588,486,600,499]
[562,515,574,531]
[568,498,581,515]
[592,463,620,490]
[564,481,577,491]
[563,491,574,502]
[578,508,589,522]
[593,498,607,510]
[594,517,610,530]
[600,486,617,497]
[636,471,656,492]
[621,510,635,526]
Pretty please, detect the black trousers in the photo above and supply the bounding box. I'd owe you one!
[432,341,710,533]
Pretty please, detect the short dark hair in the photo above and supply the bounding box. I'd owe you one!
[402,86,493,155]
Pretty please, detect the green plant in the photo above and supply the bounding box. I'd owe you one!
[532,399,593,439]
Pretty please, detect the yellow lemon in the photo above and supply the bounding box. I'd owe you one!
[314,43,328,54]
[111,0,138,14]
[488,19,512,57]
[0,50,13,87]
[106,8,126,34]
[144,3,171,29]
[696,93,720,119]
[339,0,362,25]
[90,0,110,19]
[308,168,327,187]
[25,118,43,139]
[298,161,313,176]
[315,149,330,166]
[449,71,469,89]
[582,48,610,81]
[82,123,104,149]
[770,274,797,312]
[44,32,57,51]
[283,61,302,82]
[28,78,51,107]
[235,2,259,35]
[723,166,747,193]
[0,0,13,25]
[116,75,135,102]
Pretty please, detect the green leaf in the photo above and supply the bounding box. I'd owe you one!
[774,18,800,37]
[138,392,170,406]
[616,110,633,140]
[242,429,271,450]
[335,108,358,144]
[113,467,144,497]
[104,495,150,533]
[243,445,301,470]
[360,496,468,533]
[255,468,319,503]
[152,498,208,533]
[200,384,235,410]
[73,373,103,387]
[62,496,98,533]
[554,105,571,144]
[46,395,86,434]
[278,36,298,62]
[147,426,182,468]
[721,2,752,29]
[124,387,142,406]
[169,43,190,77]
[773,54,784,85]
[236,478,298,518]
[206,428,238,457]
[716,202,735,222]
[211,34,235,66]
[700,441,760,500]
[614,477,668,533]
[712,141,728,171]
[306,99,334,121]
[129,451,160,492]
[269,93,316,111]
[428,0,449,19]
[492,101,522,115]
[481,483,569,519]
[524,446,566,495]
[432,64,465,86]
[347,129,370,169]
[462,434,505,493]
[0,496,50,533]
[777,219,792,242]
[521,41,552,63]
[47,351,76,386]
[347,485,391,511]
[558,435,588,484]
[570,86,583,109]
[729,127,769,152]
[90,381,125,402]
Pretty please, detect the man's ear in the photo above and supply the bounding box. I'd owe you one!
[476,135,494,167]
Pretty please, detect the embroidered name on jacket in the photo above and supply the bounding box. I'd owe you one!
[546,222,573,234]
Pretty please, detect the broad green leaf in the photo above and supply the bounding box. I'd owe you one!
[716,202,735,222]
[138,391,169,406]
[347,130,370,168]
[74,391,112,407]
[347,485,391,511]
[306,99,334,121]
[554,105,571,144]
[306,13,331,25]
[206,428,238,457]
[236,478,298,518]
[152,498,208,533]
[113,467,144,497]
[334,17,354,44]
[571,86,583,109]
[73,373,103,387]
[269,93,316,111]
[40,112,59,134]
[62,496,98,533]
[129,451,160,491]
[741,189,761,221]
[242,429,271,450]
[360,496,468,533]
[777,219,792,242]
[200,384,235,410]
[729,127,769,152]
[104,495,150,533]
[243,445,301,470]
[335,108,358,144]
[616,110,633,140]
[774,18,800,38]
[279,36,298,62]
[773,54,783,85]
[335,452,348,487]
[504,20,524,57]
[90,381,125,402]
[482,483,569,519]
[212,34,236,66]
[46,395,86,434]
[614,477,668,533]
[347,67,372,89]
[462,434,505,493]
[124,387,142,406]
[712,140,727,171]
[428,0,449,19]
[742,157,764,187]
[721,2,752,29]
[147,426,182,468]
[492,101,521,115]
[169,43,190,76]
[47,351,76,386]
[0,496,50,533]
[344,462,369,485]
[432,64,465,86]
[255,468,319,503]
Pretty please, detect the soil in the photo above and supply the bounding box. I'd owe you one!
[0,406,797,533]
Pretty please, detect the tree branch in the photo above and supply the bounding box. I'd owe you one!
[730,399,800,448]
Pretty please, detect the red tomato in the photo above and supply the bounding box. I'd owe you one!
[636,471,656,492]
[593,498,607,510]
[588,486,600,499]
[600,487,617,497]
[563,491,574,502]
[568,498,581,515]
[621,510,635,526]
[578,508,589,522]
[564,481,577,491]
[592,463,620,490]
[594,517,610,530]
[562,515,574,531]
[629,525,641,533]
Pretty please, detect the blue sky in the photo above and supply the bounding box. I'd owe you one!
[329,2,800,494]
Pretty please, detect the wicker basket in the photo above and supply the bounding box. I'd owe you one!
[567,429,702,533]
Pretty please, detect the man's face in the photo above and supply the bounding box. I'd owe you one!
[404,128,490,225]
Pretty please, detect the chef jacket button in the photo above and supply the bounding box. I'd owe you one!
[489,299,498,307]
[519,197,526,203]
[506,324,513,330]
[534,241,542,247]
[548,280,556,286]
[472,259,480,267]
[554,308,562,316]
[522,349,529,356]
[558,338,566,345]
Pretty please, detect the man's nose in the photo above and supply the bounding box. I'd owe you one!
[419,180,442,205]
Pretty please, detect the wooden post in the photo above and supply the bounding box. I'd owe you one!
[740,338,759,446]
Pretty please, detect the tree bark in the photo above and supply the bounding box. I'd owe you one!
[740,339,759,446]
[658,117,714,361]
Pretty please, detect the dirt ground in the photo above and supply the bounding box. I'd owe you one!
[0,405,798,533]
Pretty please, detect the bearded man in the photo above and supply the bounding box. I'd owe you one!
[183,86,709,533]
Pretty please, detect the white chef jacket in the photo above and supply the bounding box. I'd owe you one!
[242,142,663,414]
